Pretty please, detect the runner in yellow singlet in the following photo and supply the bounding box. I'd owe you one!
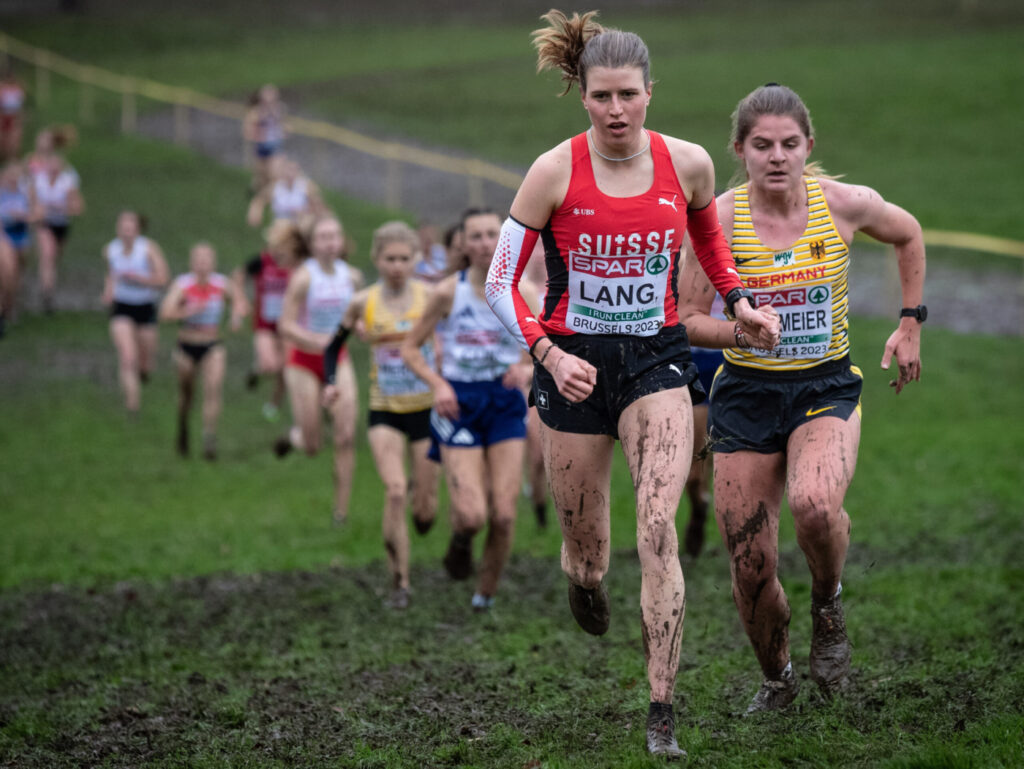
[678,83,926,714]
[322,221,441,609]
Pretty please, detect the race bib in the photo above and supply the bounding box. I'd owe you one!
[260,293,284,322]
[375,345,432,397]
[565,250,668,336]
[751,282,833,359]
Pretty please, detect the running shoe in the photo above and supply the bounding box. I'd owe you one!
[683,498,708,558]
[385,587,410,610]
[272,436,293,458]
[202,434,217,462]
[471,593,494,613]
[534,501,548,529]
[331,509,347,528]
[745,662,800,715]
[412,515,435,535]
[442,532,474,580]
[567,580,610,636]
[810,585,852,695]
[245,370,259,390]
[646,702,686,760]
[176,421,189,457]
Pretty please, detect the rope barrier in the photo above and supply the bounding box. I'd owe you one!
[3,31,1023,258]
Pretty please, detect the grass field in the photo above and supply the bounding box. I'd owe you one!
[2,2,1024,766]
[4,0,1024,238]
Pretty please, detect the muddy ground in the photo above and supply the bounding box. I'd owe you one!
[2,538,1021,767]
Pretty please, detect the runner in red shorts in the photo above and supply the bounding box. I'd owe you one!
[277,214,363,525]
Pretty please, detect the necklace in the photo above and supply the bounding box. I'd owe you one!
[587,128,650,163]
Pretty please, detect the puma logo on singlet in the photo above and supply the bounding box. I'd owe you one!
[658,195,678,211]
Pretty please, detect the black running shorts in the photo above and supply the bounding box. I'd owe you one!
[110,301,157,325]
[368,408,432,442]
[530,324,703,439]
[708,355,863,455]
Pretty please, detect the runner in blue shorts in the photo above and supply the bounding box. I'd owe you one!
[401,207,537,613]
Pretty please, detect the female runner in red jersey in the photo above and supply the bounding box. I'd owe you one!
[484,10,779,759]
[233,218,306,420]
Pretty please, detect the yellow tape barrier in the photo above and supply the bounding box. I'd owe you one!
[3,32,1024,260]
[0,31,523,192]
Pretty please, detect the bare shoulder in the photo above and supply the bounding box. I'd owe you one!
[715,188,738,239]
[288,263,311,290]
[716,188,738,219]
[511,139,574,227]
[432,272,458,301]
[661,135,713,176]
[660,134,716,204]
[348,265,365,289]
[818,177,884,221]
[349,285,372,311]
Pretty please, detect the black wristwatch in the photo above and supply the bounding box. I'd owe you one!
[899,305,928,323]
[725,287,755,317]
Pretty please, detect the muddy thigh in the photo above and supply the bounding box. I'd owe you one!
[785,413,860,601]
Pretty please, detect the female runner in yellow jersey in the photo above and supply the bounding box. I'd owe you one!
[323,221,441,609]
[678,83,925,713]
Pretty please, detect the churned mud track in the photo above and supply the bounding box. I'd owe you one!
[3,535,1022,767]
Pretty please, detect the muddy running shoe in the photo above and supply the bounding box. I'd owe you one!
[413,515,435,535]
[272,436,293,458]
[567,580,610,636]
[646,702,686,760]
[385,587,410,610]
[534,501,548,529]
[683,498,708,558]
[202,434,217,462]
[810,585,852,695]
[745,662,800,715]
[471,593,494,613]
[176,421,189,457]
[442,532,474,580]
